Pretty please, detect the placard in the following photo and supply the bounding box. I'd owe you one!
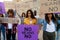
[0,2,5,14]
[0,17,19,23]
[17,24,39,40]
[40,0,60,13]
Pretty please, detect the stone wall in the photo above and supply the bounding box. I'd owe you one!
[4,0,44,18]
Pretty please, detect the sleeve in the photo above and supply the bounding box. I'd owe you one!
[14,24,18,27]
[37,18,44,25]
[24,18,26,24]
[56,20,60,31]
[33,19,37,24]
[13,24,18,33]
[2,23,8,32]
[2,23,7,29]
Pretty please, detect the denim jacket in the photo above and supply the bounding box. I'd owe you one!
[57,20,60,31]
[37,18,56,31]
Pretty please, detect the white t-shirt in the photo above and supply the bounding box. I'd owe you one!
[35,15,39,19]
[8,23,12,29]
[46,21,55,32]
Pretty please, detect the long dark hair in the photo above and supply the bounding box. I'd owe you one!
[45,13,56,24]
[21,12,25,17]
[26,9,36,19]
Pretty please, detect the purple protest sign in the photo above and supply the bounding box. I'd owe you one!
[54,12,60,17]
[0,2,5,14]
[54,12,60,14]
[17,24,39,40]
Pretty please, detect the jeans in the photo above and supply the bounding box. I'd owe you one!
[6,29,16,40]
[0,24,5,40]
[57,29,60,40]
[43,31,55,40]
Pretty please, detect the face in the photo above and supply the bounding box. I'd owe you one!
[47,13,52,19]
[28,11,31,17]
[22,13,25,17]
[8,12,13,17]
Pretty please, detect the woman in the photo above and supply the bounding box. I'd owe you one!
[57,19,60,40]
[21,12,25,24]
[24,9,37,25]
[0,14,5,40]
[55,13,60,40]
[5,9,17,40]
[43,13,57,40]
[38,13,57,40]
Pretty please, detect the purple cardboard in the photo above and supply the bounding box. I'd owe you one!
[17,24,39,40]
[0,2,5,14]
[54,12,60,14]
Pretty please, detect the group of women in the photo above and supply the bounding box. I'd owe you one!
[0,9,60,40]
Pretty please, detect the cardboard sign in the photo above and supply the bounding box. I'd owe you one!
[0,17,19,23]
[0,2,5,14]
[17,24,39,40]
[40,0,60,13]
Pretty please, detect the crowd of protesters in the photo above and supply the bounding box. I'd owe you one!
[0,9,60,40]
